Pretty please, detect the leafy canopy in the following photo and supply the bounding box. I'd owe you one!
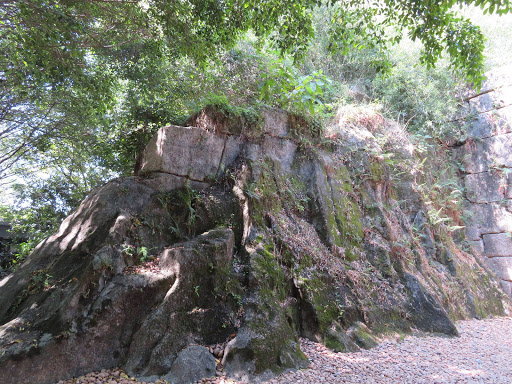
[2,0,509,181]
[1,0,511,254]
[2,0,510,93]
[328,0,511,86]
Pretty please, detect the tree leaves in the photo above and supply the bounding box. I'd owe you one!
[1,0,510,251]
[326,0,510,87]
[260,59,330,113]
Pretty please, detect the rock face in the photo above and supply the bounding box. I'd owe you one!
[0,107,510,384]
[456,65,512,296]
[139,125,240,185]
[163,346,216,384]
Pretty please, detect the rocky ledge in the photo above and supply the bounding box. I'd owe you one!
[0,107,510,384]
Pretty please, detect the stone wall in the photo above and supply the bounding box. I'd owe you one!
[458,65,512,296]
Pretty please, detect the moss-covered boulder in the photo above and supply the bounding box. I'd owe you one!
[0,106,510,384]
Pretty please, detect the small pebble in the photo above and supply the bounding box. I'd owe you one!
[52,317,512,384]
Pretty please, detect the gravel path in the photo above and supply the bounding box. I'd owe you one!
[56,317,512,384]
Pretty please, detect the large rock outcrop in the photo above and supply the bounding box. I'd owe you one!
[0,107,509,384]
[455,65,512,296]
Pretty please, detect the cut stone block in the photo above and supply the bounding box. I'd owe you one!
[466,107,512,139]
[480,65,512,92]
[493,83,512,109]
[467,84,512,113]
[483,232,512,257]
[185,105,244,135]
[468,92,495,113]
[240,137,298,179]
[464,171,508,203]
[140,125,240,182]
[262,107,289,137]
[465,202,512,240]
[486,256,512,281]
[463,133,512,174]
[220,135,243,173]
[262,136,297,172]
[468,239,484,256]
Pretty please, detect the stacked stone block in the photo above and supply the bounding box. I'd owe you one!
[138,108,297,191]
[461,65,512,296]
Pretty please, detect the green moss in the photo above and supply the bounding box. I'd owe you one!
[336,198,363,261]
[243,237,309,374]
[248,160,282,226]
[249,158,314,234]
[298,274,340,331]
[321,164,364,261]
[251,240,288,304]
[369,161,385,182]
[349,323,378,349]
[457,262,507,319]
[366,309,411,334]
[248,314,301,374]
[213,263,244,306]
[278,340,307,368]
[324,332,347,351]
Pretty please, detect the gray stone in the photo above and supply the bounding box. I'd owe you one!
[2,106,510,384]
[495,104,512,134]
[124,229,236,377]
[262,107,289,137]
[464,171,508,203]
[185,104,244,135]
[465,202,512,240]
[222,303,308,382]
[486,256,512,281]
[403,273,458,336]
[163,346,216,384]
[140,172,188,192]
[347,322,378,349]
[468,92,495,113]
[218,135,243,175]
[483,233,512,257]
[506,172,512,199]
[477,65,512,93]
[500,280,512,296]
[261,136,297,172]
[140,125,238,181]
[466,109,512,139]
[0,177,157,321]
[243,142,262,163]
[0,172,242,384]
[278,341,307,368]
[467,83,512,113]
[186,106,292,139]
[463,133,512,174]
[468,239,484,256]
[92,245,125,274]
[240,136,297,176]
[324,324,361,353]
[222,328,257,381]
[491,84,512,109]
[0,270,175,384]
